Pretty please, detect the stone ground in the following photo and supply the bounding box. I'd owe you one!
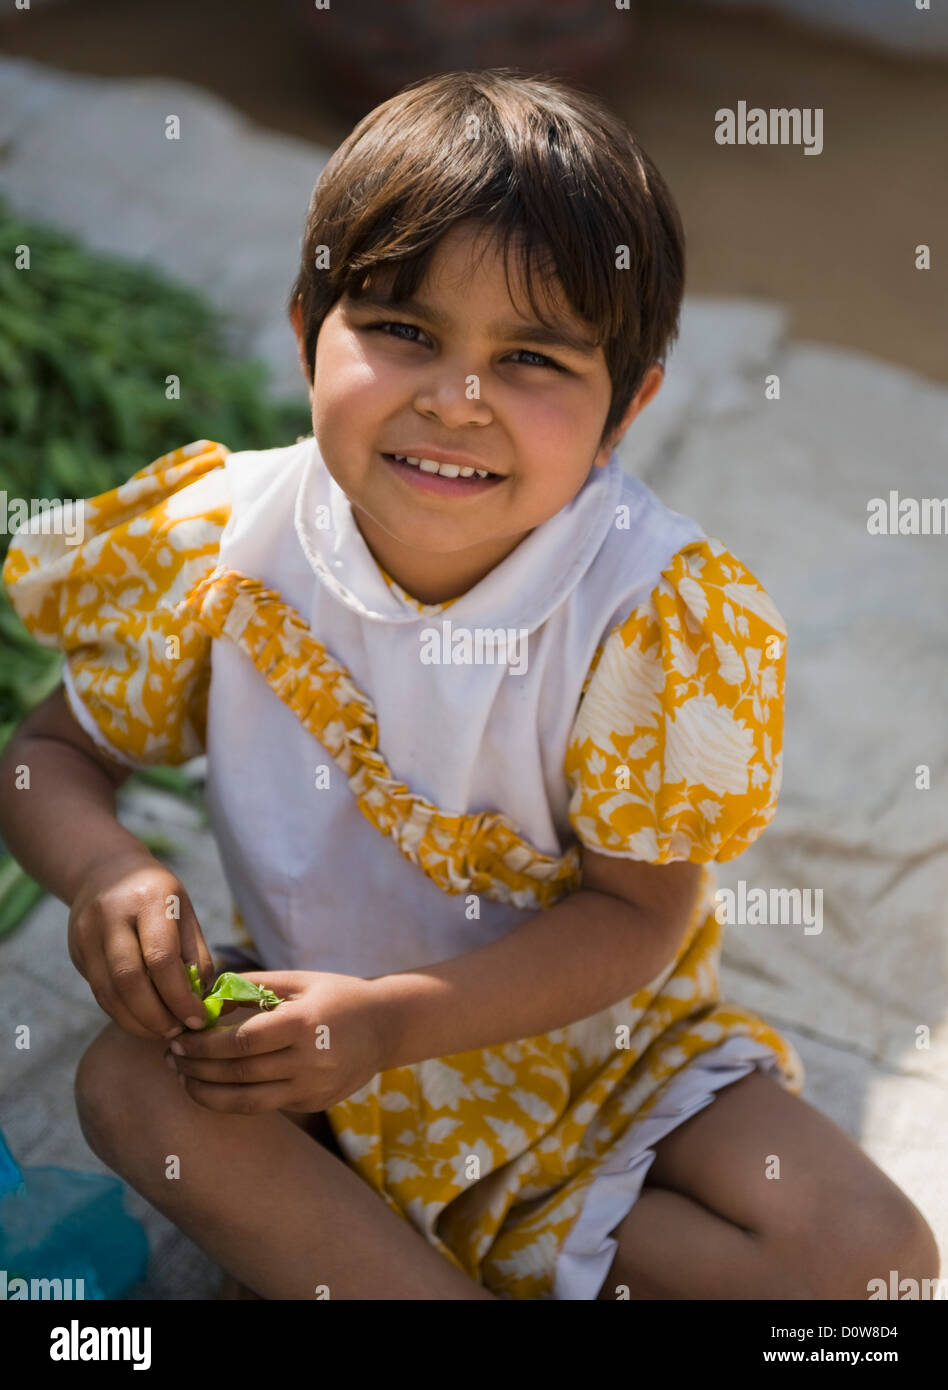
[0,26,946,1300]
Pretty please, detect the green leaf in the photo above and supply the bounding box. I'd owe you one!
[183,963,285,1029]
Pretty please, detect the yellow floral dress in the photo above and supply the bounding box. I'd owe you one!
[2,439,804,1299]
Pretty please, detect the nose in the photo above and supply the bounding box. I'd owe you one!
[412,363,493,429]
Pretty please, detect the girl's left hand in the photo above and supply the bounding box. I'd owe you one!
[164,970,394,1114]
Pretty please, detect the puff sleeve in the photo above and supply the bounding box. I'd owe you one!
[564,537,787,864]
[1,439,231,769]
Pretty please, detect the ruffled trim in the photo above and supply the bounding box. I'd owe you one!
[174,565,582,909]
[553,1034,788,1300]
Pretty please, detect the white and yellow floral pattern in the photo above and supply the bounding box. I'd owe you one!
[1,439,231,767]
[565,537,787,864]
[320,537,801,1297]
[322,888,802,1298]
[2,441,804,1299]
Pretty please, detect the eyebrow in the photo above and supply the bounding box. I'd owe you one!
[348,291,601,358]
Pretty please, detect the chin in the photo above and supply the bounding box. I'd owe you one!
[389,523,479,552]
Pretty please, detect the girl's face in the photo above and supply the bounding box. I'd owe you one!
[292,220,662,605]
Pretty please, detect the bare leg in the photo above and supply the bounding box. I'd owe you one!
[75,1022,496,1301]
[218,1271,262,1300]
[597,1184,812,1300]
[220,1110,354,1301]
[597,1069,939,1300]
[220,1112,330,1300]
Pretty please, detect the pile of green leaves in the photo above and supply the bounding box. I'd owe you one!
[0,194,311,938]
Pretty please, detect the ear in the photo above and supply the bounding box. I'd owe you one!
[593,364,664,467]
[290,297,313,391]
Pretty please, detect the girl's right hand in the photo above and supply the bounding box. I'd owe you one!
[68,849,218,1039]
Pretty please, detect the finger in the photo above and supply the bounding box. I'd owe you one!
[101,921,187,1037]
[135,896,208,1029]
[176,899,217,995]
[236,971,308,998]
[170,1046,296,1087]
[180,1077,293,1115]
[83,939,175,1040]
[67,927,86,977]
[171,1005,298,1059]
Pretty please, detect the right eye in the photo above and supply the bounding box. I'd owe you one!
[363,320,430,345]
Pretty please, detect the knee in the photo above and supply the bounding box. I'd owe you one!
[857,1198,941,1299]
[794,1191,941,1300]
[74,1021,167,1161]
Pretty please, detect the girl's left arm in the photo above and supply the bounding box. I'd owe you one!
[370,852,707,1069]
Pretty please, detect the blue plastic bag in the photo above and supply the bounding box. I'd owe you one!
[0,1129,148,1300]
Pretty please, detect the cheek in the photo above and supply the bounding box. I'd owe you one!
[512,389,595,463]
[312,363,386,447]
[314,350,403,425]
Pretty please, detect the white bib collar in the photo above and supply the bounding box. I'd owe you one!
[293,436,624,634]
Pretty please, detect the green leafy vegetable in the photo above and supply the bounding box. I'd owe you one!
[0,856,45,940]
[186,961,284,1028]
[0,192,311,942]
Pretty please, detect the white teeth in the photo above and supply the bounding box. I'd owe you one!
[390,453,491,480]
[386,455,492,483]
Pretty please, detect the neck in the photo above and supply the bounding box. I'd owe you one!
[351,507,533,606]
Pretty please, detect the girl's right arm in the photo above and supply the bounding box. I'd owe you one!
[0,683,217,1039]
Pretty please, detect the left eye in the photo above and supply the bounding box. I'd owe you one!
[508,347,563,371]
[364,322,565,372]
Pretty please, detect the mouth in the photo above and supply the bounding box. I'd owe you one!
[380,453,506,497]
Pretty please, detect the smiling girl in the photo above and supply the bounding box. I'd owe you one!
[0,68,937,1301]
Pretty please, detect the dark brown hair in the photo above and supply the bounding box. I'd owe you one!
[287,68,685,449]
